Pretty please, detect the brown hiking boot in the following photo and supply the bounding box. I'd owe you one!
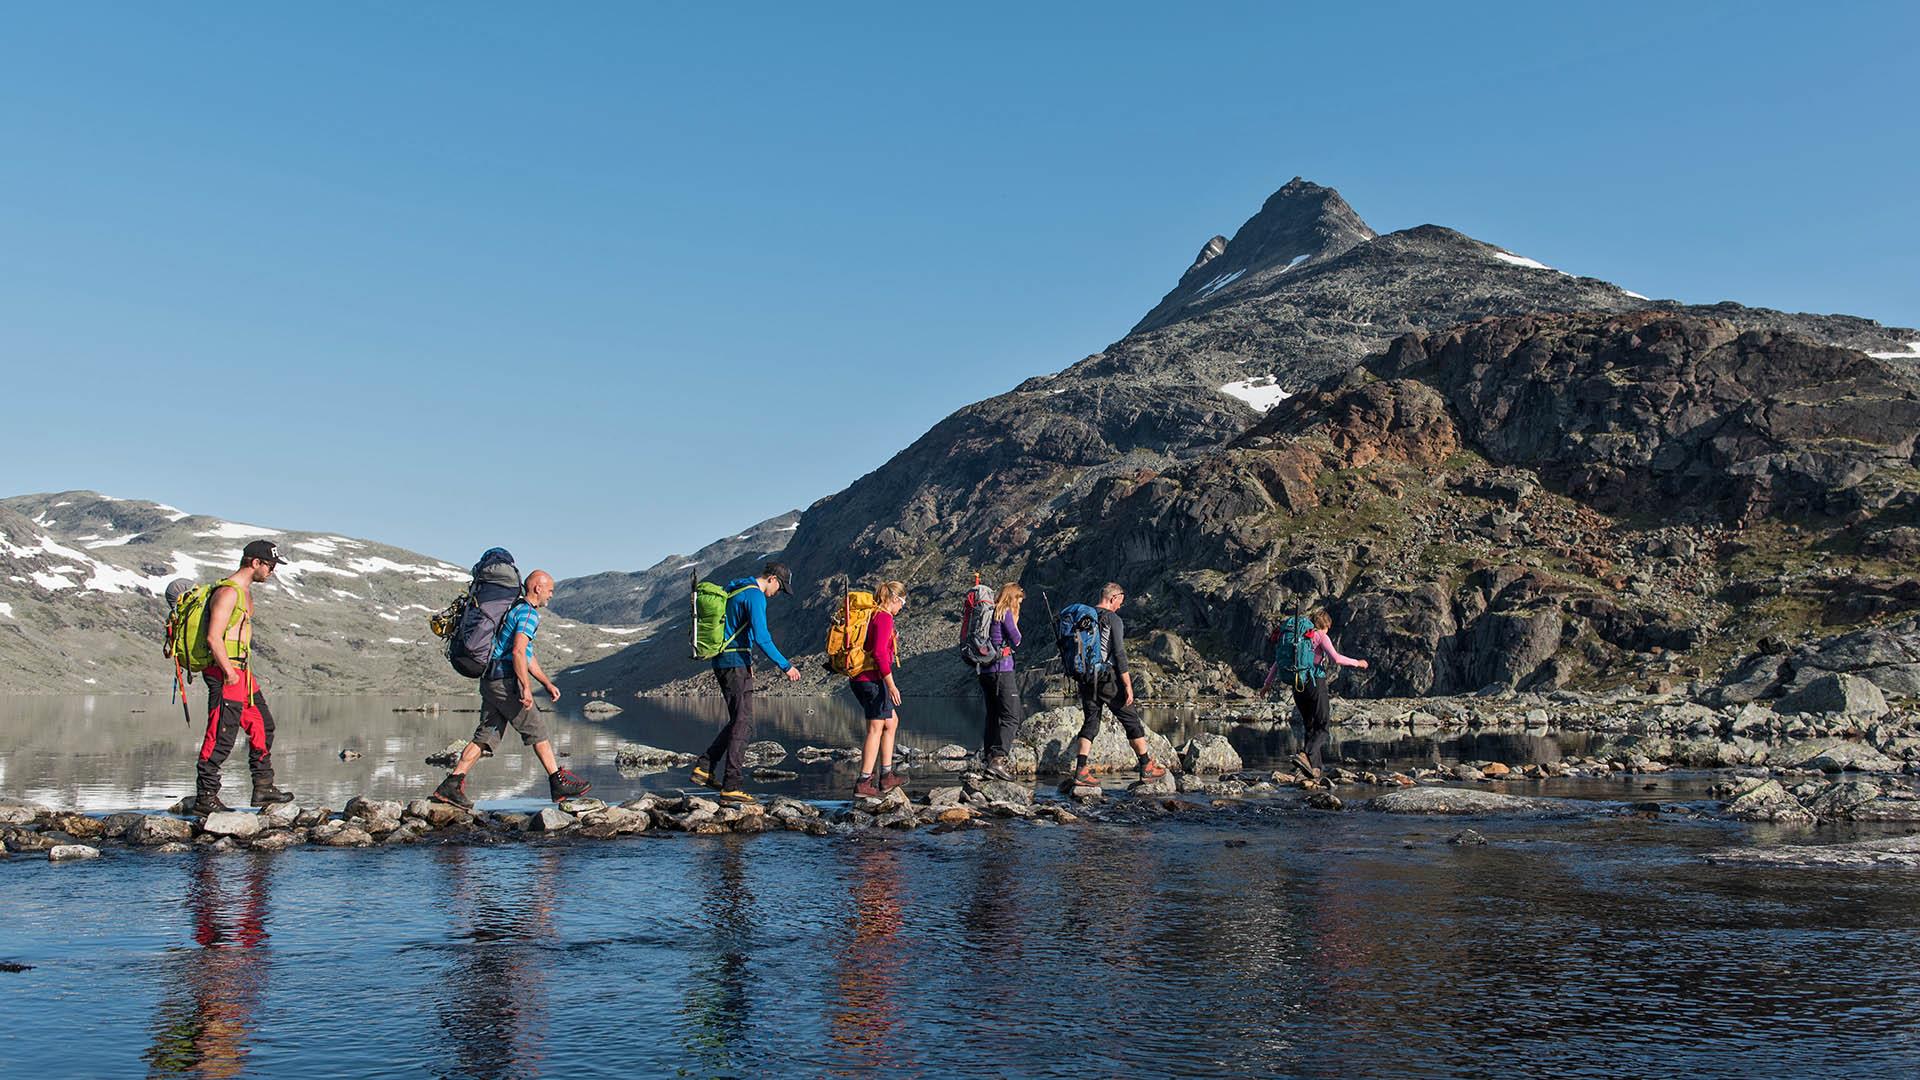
[879,770,906,791]
[854,774,882,798]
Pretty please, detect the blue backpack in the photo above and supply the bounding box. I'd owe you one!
[1055,603,1107,679]
[1272,615,1324,693]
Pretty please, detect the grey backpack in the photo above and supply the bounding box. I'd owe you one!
[957,583,998,668]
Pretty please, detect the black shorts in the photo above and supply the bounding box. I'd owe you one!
[850,678,895,721]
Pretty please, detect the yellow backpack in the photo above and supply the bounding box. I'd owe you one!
[825,591,881,677]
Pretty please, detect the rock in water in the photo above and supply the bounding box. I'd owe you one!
[581,700,623,717]
[1721,779,1816,824]
[1018,706,1177,776]
[200,811,263,839]
[127,815,195,846]
[1307,791,1343,811]
[48,844,101,862]
[530,808,577,833]
[1448,828,1488,845]
[742,741,788,767]
[1180,733,1243,774]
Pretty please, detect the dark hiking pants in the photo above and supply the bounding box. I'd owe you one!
[706,666,755,788]
[977,670,1021,760]
[1293,678,1332,772]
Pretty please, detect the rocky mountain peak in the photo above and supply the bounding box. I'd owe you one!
[1133,177,1378,333]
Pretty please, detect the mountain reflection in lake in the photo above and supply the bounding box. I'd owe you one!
[0,694,1600,811]
[6,695,1920,1077]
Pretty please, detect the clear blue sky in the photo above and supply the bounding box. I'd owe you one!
[4,1,1914,578]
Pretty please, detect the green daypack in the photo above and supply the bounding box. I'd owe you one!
[689,575,752,660]
[164,578,249,675]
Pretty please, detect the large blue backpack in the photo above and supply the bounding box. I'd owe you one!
[1272,615,1324,693]
[1055,603,1107,679]
[447,548,524,678]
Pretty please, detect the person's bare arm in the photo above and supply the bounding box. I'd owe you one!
[528,652,560,700]
[205,586,239,685]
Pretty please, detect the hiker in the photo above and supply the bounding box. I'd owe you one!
[977,582,1024,781]
[1066,582,1167,787]
[850,580,907,797]
[692,561,801,800]
[431,570,590,808]
[1262,609,1369,777]
[193,540,295,815]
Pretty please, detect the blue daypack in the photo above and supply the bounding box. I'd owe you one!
[1272,615,1324,692]
[447,548,524,678]
[1055,603,1107,679]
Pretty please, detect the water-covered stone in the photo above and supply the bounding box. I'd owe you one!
[48,844,101,862]
[1368,787,1585,815]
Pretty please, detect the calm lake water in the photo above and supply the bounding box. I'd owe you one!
[5,694,1920,1078]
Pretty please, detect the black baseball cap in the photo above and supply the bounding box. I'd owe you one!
[242,540,289,566]
[764,561,794,596]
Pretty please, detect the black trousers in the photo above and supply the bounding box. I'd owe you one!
[1076,673,1145,743]
[1292,678,1332,771]
[977,670,1021,759]
[705,666,755,787]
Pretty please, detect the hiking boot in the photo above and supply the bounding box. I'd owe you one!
[1291,752,1315,776]
[251,782,294,807]
[1137,759,1168,780]
[983,756,1015,782]
[1069,765,1099,788]
[549,769,591,802]
[431,773,474,810]
[716,788,756,803]
[879,770,906,791]
[191,794,232,816]
[854,774,882,799]
[691,758,715,788]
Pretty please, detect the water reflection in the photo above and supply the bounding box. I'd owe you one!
[423,847,557,1080]
[829,843,909,1074]
[145,855,273,1078]
[679,838,757,1075]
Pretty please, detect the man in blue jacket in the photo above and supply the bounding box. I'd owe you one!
[693,561,800,800]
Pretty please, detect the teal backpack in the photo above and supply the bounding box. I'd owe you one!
[1272,616,1324,693]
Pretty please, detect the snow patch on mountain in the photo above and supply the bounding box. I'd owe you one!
[1217,377,1291,412]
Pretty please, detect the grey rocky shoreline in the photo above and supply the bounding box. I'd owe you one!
[6,692,1919,863]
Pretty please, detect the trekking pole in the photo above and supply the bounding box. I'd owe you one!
[1040,588,1058,698]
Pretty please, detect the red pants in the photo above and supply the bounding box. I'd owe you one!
[197,674,276,796]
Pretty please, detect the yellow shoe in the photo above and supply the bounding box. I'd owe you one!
[716,788,756,803]
[691,759,713,787]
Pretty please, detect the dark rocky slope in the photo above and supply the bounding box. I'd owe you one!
[558,180,1918,701]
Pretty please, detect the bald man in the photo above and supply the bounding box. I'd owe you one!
[431,569,591,807]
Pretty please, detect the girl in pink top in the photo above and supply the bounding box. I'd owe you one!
[1263,610,1368,778]
[851,581,907,797]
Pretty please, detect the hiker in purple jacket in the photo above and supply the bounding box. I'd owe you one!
[977,583,1025,781]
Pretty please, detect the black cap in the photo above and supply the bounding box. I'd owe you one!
[242,540,288,567]
[763,561,794,597]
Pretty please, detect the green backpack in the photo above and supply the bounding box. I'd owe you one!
[689,575,751,660]
[165,578,248,676]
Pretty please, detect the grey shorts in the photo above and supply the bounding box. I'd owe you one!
[472,678,549,749]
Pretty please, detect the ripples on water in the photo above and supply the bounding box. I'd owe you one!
[6,697,1920,1077]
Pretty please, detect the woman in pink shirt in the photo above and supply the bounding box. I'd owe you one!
[850,580,907,798]
[1263,610,1369,777]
